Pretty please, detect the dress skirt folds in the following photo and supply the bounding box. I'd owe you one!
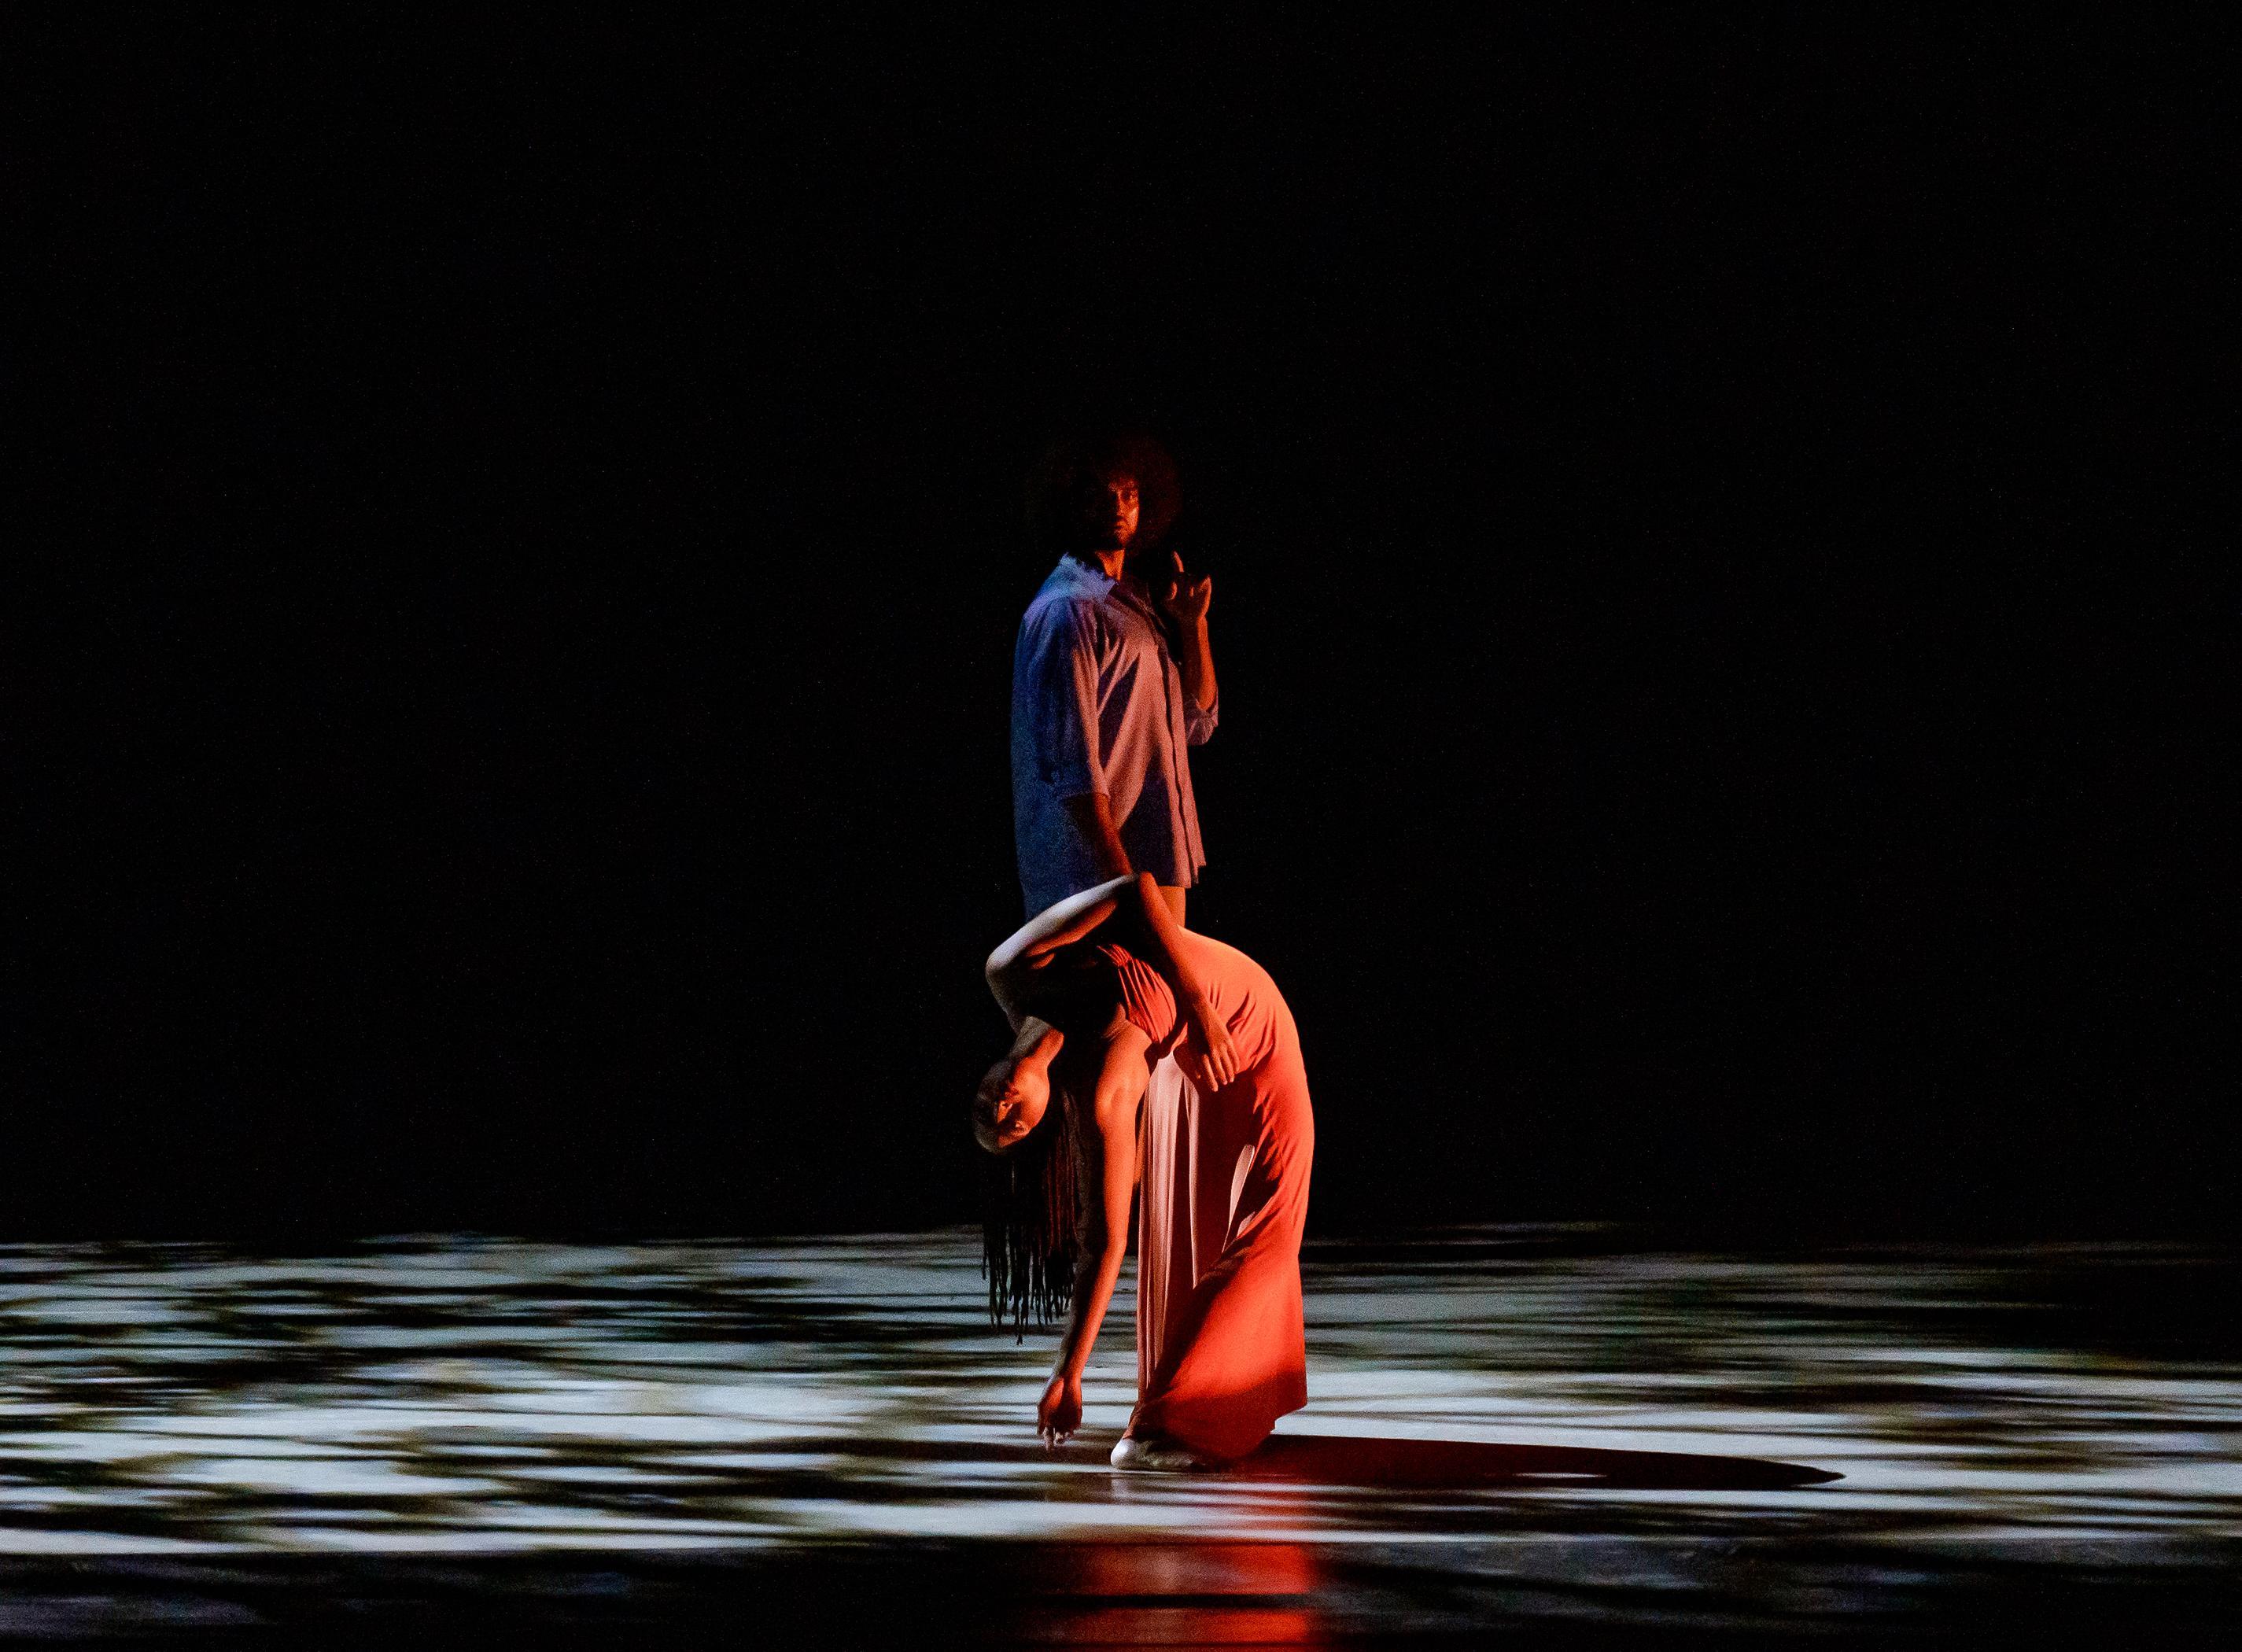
[1100,935,1315,1462]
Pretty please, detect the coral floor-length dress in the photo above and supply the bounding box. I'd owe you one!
[1100,933,1315,1462]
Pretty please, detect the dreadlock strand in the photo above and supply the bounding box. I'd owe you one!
[980,1094,1080,1340]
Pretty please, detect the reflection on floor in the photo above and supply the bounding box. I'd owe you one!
[0,1228,2236,1640]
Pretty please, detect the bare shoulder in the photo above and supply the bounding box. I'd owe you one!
[1090,1023,1153,1134]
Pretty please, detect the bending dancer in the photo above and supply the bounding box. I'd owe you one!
[975,872,1314,1469]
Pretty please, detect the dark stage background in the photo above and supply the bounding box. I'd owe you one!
[25,15,2227,1239]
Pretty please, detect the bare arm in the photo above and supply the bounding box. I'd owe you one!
[1037,1025,1150,1445]
[985,875,1237,1086]
[1060,792,1132,883]
[1160,551,1217,713]
[1122,872,1237,1088]
[1174,616,1216,714]
[985,873,1139,1031]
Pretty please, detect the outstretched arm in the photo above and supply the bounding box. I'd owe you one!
[1037,1026,1149,1447]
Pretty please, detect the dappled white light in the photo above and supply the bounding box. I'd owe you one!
[0,1230,2234,1560]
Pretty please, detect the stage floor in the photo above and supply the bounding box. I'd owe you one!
[1,1228,2236,1642]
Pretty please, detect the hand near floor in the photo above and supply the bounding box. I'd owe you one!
[1038,1374,1082,1447]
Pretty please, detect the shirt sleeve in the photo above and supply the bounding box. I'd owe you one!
[1017,599,1106,799]
[1185,691,1219,746]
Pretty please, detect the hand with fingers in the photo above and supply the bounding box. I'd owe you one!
[1038,1373,1082,1448]
[1184,993,1241,1090]
[1158,549,1212,628]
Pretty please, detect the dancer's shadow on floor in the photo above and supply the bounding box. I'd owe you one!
[1238,1432,1841,1490]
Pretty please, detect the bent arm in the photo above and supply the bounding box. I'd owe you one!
[1048,1027,1150,1388]
[1177,615,1217,719]
[1060,792,1132,883]
[985,874,1137,1030]
[1119,872,1238,1086]
[985,872,1215,1038]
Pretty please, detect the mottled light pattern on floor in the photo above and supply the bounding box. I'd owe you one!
[2,1227,2235,1560]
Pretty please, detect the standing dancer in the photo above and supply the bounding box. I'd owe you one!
[975,873,1313,1468]
[1011,432,1215,927]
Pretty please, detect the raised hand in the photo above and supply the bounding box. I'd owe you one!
[1158,549,1213,628]
[1038,1373,1082,1447]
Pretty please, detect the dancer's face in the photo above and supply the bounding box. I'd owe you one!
[1077,472,1140,552]
[974,1057,1050,1154]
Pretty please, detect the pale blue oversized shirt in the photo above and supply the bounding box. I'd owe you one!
[1011,554,1219,916]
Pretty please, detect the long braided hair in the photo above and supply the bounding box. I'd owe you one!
[981,1081,1081,1339]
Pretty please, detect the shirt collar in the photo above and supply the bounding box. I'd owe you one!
[1048,554,1165,626]
[1049,551,1119,598]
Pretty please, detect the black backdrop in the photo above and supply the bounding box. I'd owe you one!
[27,14,2227,1239]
